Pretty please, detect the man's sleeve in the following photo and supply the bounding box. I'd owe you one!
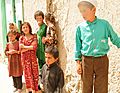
[75,26,82,61]
[107,21,120,48]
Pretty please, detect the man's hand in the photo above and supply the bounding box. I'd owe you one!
[76,60,82,75]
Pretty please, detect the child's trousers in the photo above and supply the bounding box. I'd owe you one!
[81,55,109,93]
[12,76,22,89]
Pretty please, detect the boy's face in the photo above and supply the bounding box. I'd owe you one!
[45,53,57,65]
[79,5,96,21]
[35,16,44,26]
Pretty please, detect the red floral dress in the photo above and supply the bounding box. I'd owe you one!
[19,35,39,91]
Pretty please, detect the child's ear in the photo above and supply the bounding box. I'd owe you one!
[55,58,59,61]
[92,7,96,12]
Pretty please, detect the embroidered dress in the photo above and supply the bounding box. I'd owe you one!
[5,40,23,77]
[19,35,39,91]
[45,26,58,47]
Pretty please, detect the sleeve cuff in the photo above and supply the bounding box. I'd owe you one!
[75,57,82,61]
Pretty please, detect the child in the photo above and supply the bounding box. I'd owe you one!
[41,46,64,93]
[75,0,120,93]
[19,22,39,93]
[7,23,20,42]
[43,13,58,47]
[34,10,47,70]
[5,31,23,93]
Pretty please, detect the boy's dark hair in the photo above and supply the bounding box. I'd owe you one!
[45,46,59,59]
[34,10,44,19]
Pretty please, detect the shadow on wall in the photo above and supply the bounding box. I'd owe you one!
[56,22,67,71]
[56,21,67,93]
[46,0,67,69]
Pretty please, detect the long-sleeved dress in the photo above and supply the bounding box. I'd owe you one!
[5,40,23,77]
[19,35,39,91]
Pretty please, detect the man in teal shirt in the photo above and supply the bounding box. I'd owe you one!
[75,1,120,93]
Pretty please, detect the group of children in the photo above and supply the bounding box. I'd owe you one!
[5,11,64,93]
[5,0,120,93]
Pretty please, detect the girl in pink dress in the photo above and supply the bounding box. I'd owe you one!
[19,22,39,93]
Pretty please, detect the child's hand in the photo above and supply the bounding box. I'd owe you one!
[42,37,49,44]
[42,37,46,44]
[17,51,20,54]
[8,50,17,54]
[20,44,25,49]
[40,84,44,92]
[21,49,28,53]
[49,37,53,40]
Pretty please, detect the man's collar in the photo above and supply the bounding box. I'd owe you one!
[86,16,97,25]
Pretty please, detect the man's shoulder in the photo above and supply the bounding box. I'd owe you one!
[97,18,109,24]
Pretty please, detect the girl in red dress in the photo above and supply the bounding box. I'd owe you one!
[5,31,23,93]
[19,22,39,93]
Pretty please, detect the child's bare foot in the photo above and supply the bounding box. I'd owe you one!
[17,89,22,93]
[13,88,17,92]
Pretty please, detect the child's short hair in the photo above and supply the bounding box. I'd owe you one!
[45,46,59,59]
[7,30,17,36]
[34,10,44,19]
[78,1,95,9]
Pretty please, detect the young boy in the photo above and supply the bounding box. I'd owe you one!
[41,46,64,93]
[34,10,47,70]
[75,0,120,93]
